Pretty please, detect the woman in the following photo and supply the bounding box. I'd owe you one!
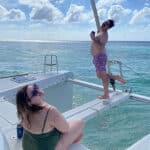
[16,83,84,150]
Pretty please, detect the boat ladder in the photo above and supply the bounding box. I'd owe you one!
[43,54,58,73]
[107,60,123,77]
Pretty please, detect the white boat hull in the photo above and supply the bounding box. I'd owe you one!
[126,134,150,150]
[0,71,149,150]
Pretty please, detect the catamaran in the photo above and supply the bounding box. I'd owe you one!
[0,0,149,149]
[0,54,149,150]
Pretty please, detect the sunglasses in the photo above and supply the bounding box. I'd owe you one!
[30,84,39,99]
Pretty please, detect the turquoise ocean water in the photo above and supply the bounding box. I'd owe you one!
[0,41,150,150]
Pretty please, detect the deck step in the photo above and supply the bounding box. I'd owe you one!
[126,134,150,150]
[0,91,130,150]
[64,91,129,122]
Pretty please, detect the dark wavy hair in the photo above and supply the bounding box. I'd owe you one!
[108,19,115,28]
[16,85,43,128]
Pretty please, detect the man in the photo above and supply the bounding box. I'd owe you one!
[90,19,126,99]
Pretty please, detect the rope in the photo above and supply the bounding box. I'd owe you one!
[108,60,144,78]
[121,63,141,76]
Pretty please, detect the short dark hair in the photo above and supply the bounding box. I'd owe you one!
[108,19,115,28]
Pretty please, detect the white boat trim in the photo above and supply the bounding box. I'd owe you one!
[126,134,150,150]
[130,93,150,103]
[0,72,149,150]
[64,91,129,121]
[68,78,150,103]
[0,71,73,97]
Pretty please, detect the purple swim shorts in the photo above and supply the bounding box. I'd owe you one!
[93,53,107,72]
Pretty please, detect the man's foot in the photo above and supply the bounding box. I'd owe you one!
[98,95,109,99]
[116,75,126,84]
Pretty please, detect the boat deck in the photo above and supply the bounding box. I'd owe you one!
[0,71,73,100]
[0,98,89,150]
[0,90,130,150]
[64,91,129,121]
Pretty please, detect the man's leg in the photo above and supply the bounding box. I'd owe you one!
[108,74,126,84]
[96,71,109,99]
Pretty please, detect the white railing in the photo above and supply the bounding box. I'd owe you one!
[43,55,58,73]
[68,78,150,103]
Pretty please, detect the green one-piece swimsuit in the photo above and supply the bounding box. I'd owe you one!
[22,128,61,150]
[22,107,62,150]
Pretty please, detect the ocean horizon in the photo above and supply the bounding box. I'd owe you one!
[0,40,150,43]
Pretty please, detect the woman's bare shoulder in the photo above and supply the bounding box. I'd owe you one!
[47,105,60,118]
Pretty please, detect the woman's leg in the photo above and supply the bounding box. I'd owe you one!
[55,119,84,150]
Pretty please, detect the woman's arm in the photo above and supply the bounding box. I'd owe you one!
[50,106,69,133]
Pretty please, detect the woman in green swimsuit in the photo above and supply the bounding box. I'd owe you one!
[16,84,84,150]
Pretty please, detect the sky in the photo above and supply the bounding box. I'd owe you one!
[0,0,150,41]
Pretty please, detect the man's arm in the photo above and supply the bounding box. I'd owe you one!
[90,31,101,42]
[90,31,96,41]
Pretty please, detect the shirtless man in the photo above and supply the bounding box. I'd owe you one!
[90,19,126,99]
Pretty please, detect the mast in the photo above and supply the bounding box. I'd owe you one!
[90,0,100,31]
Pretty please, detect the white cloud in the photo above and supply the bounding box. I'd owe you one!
[65,4,89,23]
[108,5,131,22]
[130,7,150,25]
[132,10,138,16]
[145,0,150,6]
[55,0,65,4]
[30,5,63,23]
[19,0,49,8]
[0,5,7,19]
[0,5,26,21]
[0,0,18,9]
[93,0,130,24]
[89,8,107,24]
[6,9,26,21]
[110,25,150,41]
[97,8,107,21]
[19,0,64,23]
[97,0,126,8]
[29,23,43,29]
[145,3,150,7]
